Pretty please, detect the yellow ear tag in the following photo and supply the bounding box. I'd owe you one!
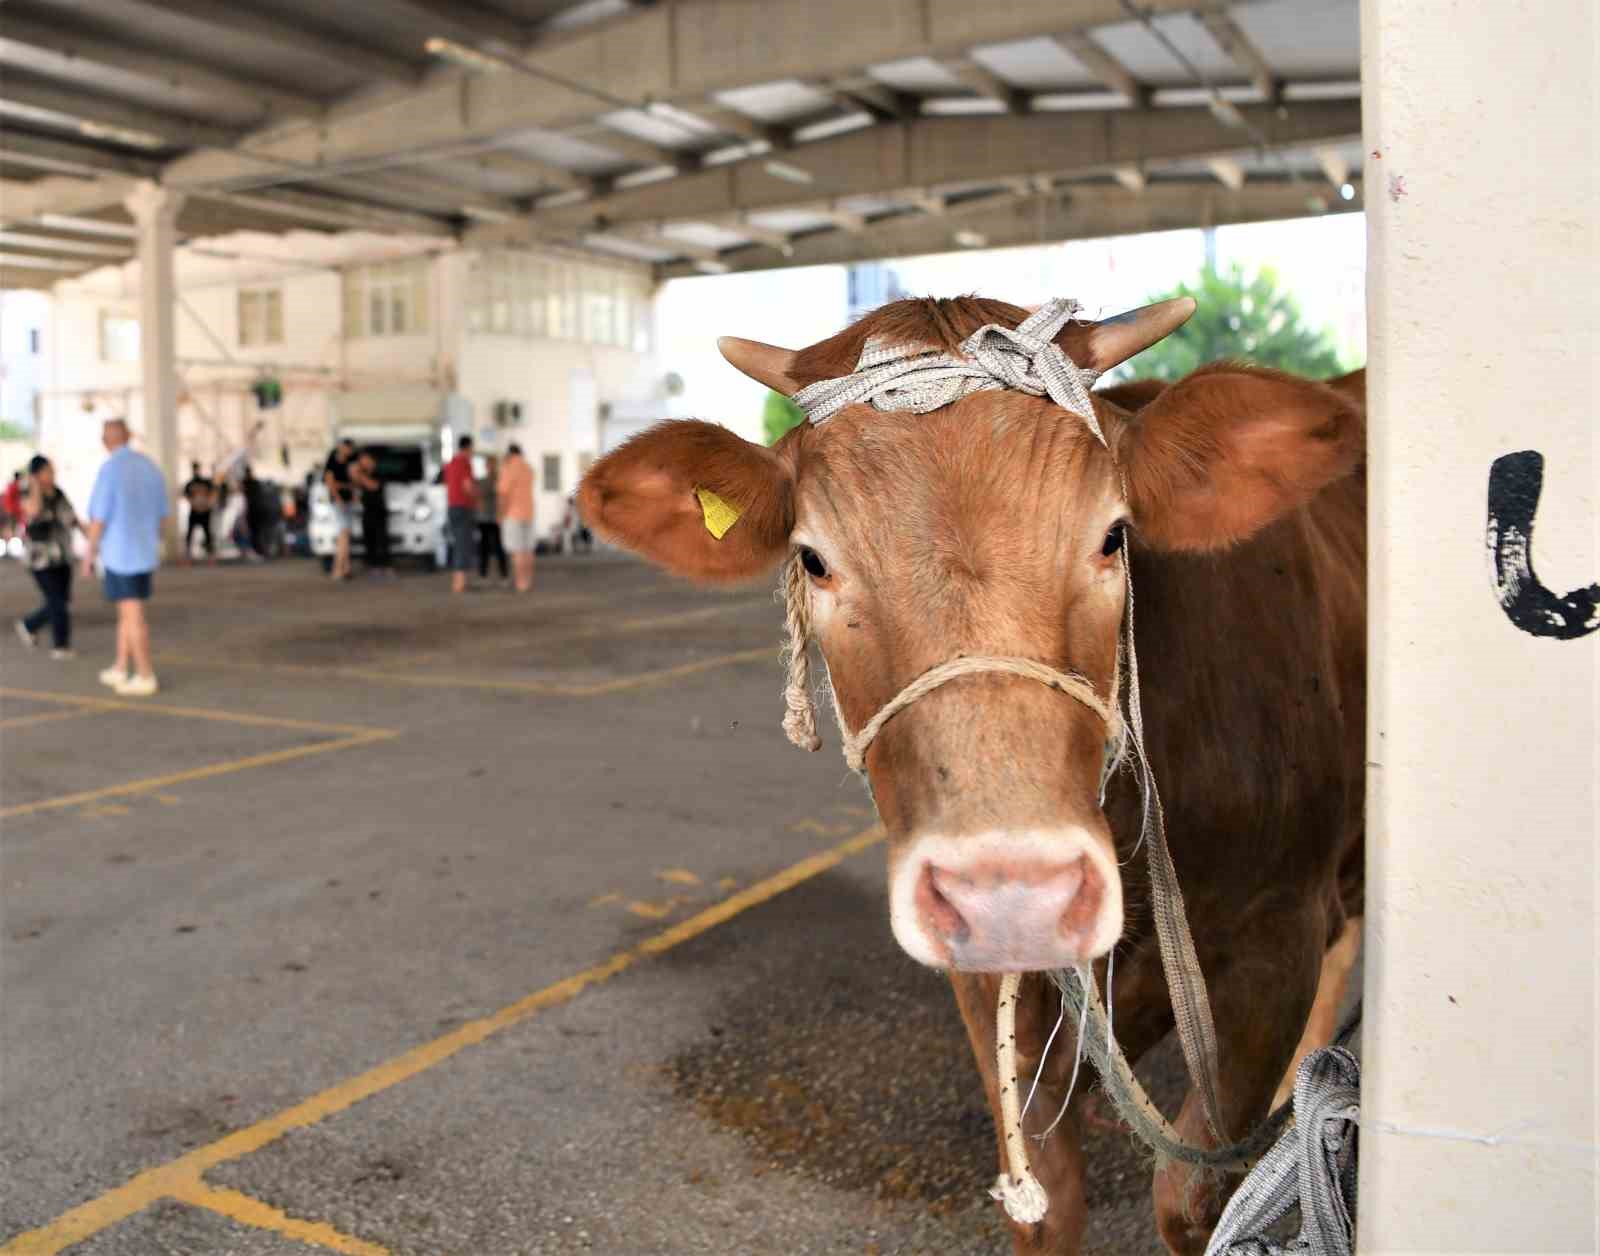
[694,486,742,540]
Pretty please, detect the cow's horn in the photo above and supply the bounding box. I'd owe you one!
[718,336,804,395]
[1071,297,1196,372]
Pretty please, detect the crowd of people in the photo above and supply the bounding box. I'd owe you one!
[6,422,577,696]
[3,419,588,694]
[324,434,537,592]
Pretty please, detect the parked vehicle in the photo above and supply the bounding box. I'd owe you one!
[309,392,467,569]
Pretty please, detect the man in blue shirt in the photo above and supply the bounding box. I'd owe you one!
[84,418,168,697]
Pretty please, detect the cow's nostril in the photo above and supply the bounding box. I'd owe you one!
[1058,855,1105,949]
[916,863,972,955]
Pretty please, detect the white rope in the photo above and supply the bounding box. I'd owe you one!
[991,973,1050,1224]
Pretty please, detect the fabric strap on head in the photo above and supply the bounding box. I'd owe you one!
[792,297,1107,444]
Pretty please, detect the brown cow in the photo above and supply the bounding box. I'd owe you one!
[579,298,1365,1254]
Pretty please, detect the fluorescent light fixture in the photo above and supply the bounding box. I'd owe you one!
[1206,94,1246,129]
[461,204,513,223]
[1340,182,1356,201]
[77,120,164,149]
[425,36,506,73]
[953,229,987,248]
[692,259,731,275]
[763,160,814,185]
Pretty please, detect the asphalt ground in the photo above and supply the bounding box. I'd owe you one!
[1,555,1175,1255]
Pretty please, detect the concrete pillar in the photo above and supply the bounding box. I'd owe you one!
[122,180,185,503]
[1360,2,1596,1251]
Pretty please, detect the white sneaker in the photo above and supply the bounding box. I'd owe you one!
[50,648,75,660]
[115,673,159,697]
[14,620,35,649]
[99,665,129,688]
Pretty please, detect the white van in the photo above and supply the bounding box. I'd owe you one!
[309,391,469,569]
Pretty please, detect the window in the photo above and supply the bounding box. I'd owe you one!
[238,287,283,346]
[465,251,650,349]
[343,259,430,338]
[100,311,139,362]
[541,454,561,493]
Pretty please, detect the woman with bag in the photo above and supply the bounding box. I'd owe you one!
[14,455,83,659]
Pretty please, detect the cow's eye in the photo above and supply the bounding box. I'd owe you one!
[1101,524,1126,558]
[799,546,829,580]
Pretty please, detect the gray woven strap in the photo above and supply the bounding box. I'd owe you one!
[1122,561,1231,1143]
[1203,1046,1361,1256]
[792,298,1106,441]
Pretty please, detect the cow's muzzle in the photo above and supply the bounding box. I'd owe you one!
[890,829,1123,971]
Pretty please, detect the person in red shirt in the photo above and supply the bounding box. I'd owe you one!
[2,471,24,547]
[442,434,479,594]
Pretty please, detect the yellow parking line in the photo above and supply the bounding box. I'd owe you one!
[0,731,398,820]
[152,646,776,699]
[0,688,384,737]
[0,825,885,1255]
[168,1181,389,1256]
[0,708,105,732]
[551,646,774,696]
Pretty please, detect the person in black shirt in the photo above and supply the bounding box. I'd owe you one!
[181,461,216,564]
[322,438,356,580]
[353,450,392,577]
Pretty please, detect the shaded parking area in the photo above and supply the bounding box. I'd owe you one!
[2,557,1173,1255]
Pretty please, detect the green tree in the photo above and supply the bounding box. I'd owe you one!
[762,388,806,445]
[1121,263,1350,383]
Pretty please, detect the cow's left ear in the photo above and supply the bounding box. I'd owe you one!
[1122,363,1364,551]
[578,419,797,584]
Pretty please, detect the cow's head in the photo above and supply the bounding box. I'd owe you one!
[580,298,1362,973]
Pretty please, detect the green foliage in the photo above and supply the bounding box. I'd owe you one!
[1123,263,1349,383]
[762,389,806,445]
[0,419,32,441]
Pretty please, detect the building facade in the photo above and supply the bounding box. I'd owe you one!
[29,233,662,533]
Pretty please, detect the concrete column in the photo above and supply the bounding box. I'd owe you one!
[122,180,185,503]
[1360,2,1596,1251]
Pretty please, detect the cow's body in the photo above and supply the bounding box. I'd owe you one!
[949,437,1365,1253]
[579,299,1367,1254]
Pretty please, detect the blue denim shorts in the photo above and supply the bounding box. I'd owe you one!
[103,569,153,601]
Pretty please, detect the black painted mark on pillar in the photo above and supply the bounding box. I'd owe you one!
[1486,450,1599,640]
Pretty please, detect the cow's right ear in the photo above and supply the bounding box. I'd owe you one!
[578,420,796,584]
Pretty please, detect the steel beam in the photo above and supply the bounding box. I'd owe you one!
[481,100,1360,239]
[655,180,1358,277]
[0,14,324,119]
[0,132,162,179]
[135,0,422,85]
[0,77,241,149]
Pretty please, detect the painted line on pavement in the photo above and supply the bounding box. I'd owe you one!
[0,825,885,1255]
[167,1181,389,1256]
[152,645,776,699]
[0,731,398,820]
[0,708,107,732]
[0,688,386,737]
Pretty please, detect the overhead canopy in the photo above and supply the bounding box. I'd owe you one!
[0,0,1361,287]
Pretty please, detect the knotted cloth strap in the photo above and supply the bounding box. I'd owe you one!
[792,297,1106,443]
